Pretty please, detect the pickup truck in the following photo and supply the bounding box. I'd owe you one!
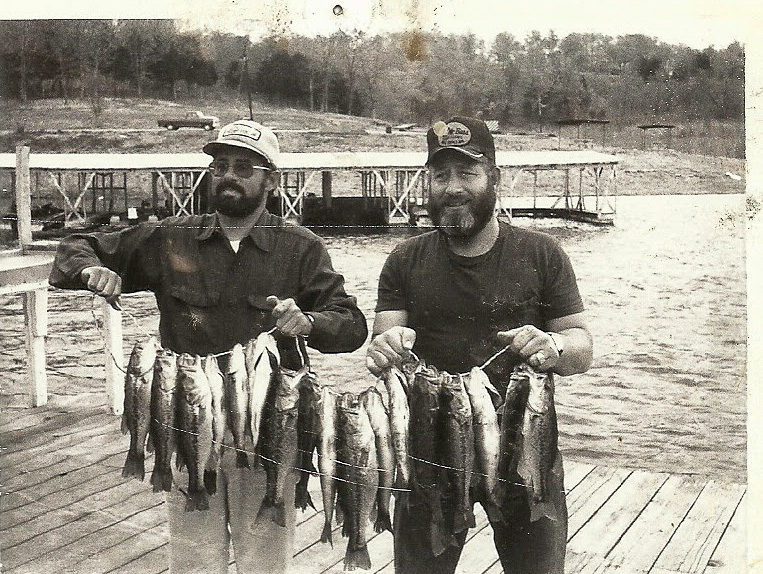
[157,110,220,131]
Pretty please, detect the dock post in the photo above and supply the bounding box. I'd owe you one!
[23,288,48,407]
[322,171,332,209]
[102,298,124,415]
[15,145,33,252]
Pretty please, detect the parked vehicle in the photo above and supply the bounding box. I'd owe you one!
[157,110,220,131]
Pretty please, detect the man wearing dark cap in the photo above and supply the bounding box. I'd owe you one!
[49,119,368,574]
[367,117,592,574]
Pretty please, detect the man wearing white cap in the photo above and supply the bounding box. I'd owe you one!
[49,120,368,573]
[367,117,592,574]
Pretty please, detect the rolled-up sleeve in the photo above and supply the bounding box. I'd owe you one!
[297,240,368,353]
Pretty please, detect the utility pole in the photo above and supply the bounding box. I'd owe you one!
[241,40,253,120]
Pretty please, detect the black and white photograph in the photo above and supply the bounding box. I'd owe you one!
[0,1,759,573]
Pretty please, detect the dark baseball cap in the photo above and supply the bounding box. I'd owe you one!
[426,116,496,165]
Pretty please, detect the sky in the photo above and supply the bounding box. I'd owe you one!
[3,0,758,50]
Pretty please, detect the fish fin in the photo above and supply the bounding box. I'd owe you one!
[150,468,173,493]
[204,470,217,495]
[334,500,345,526]
[344,544,371,571]
[453,509,476,533]
[295,485,316,511]
[429,522,453,557]
[236,451,250,468]
[175,450,186,471]
[256,498,287,528]
[185,488,210,512]
[529,499,559,523]
[374,510,393,534]
[145,432,154,454]
[320,522,334,547]
[121,450,145,481]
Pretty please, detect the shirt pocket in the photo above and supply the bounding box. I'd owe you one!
[247,294,276,332]
[168,284,219,338]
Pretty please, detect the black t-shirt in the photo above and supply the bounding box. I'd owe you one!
[376,222,584,392]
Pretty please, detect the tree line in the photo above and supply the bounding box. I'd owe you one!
[0,20,745,126]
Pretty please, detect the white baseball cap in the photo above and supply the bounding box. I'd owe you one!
[203,120,280,169]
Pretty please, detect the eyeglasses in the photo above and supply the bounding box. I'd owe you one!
[207,160,273,178]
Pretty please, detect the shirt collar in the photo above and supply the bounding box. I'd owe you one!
[195,210,279,252]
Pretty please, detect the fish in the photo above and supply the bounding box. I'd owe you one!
[495,364,530,506]
[246,332,280,451]
[317,385,338,546]
[202,354,226,495]
[383,366,411,490]
[408,365,453,556]
[295,371,320,512]
[176,353,214,512]
[225,343,250,468]
[336,392,378,571]
[514,364,559,522]
[149,347,177,493]
[256,364,306,527]
[440,373,476,534]
[361,387,395,534]
[462,366,502,521]
[121,337,157,481]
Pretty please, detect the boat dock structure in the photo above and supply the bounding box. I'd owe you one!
[0,148,617,229]
[0,397,746,574]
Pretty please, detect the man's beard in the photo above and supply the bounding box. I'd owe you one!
[428,188,496,238]
[213,182,263,217]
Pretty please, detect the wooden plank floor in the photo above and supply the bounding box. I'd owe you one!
[0,402,746,574]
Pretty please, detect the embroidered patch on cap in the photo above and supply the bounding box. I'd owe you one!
[222,123,262,141]
[437,121,472,146]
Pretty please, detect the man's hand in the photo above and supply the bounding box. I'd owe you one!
[366,326,417,376]
[497,325,561,372]
[266,296,313,337]
[80,266,122,310]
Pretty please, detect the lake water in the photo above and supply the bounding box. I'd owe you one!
[0,194,747,482]
[314,193,748,482]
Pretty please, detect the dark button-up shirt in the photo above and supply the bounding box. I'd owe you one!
[49,210,368,356]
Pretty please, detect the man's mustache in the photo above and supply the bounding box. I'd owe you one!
[216,181,245,194]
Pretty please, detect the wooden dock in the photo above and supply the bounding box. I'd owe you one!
[0,400,745,574]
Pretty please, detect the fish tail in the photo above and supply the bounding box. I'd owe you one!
[344,544,371,571]
[185,488,210,512]
[204,470,217,495]
[121,449,145,481]
[256,497,287,527]
[320,521,334,547]
[236,451,250,468]
[295,482,315,511]
[150,467,173,493]
[430,521,454,557]
[374,510,393,534]
[453,509,476,533]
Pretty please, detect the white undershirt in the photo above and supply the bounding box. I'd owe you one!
[229,239,241,253]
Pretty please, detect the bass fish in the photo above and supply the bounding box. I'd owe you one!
[409,365,453,556]
[495,364,530,505]
[336,392,378,571]
[295,371,320,512]
[441,374,476,534]
[202,354,226,495]
[176,353,214,511]
[246,332,280,451]
[122,337,157,481]
[462,366,501,520]
[257,365,306,527]
[383,366,411,491]
[149,347,177,493]
[226,343,250,468]
[317,385,338,546]
[361,387,395,534]
[514,364,559,522]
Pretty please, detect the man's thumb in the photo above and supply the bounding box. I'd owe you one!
[401,328,416,349]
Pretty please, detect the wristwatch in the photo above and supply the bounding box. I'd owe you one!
[547,332,565,356]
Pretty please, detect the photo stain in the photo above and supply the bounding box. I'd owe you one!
[403,30,430,62]
[333,4,344,16]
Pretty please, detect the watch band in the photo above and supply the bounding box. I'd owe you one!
[547,332,564,356]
